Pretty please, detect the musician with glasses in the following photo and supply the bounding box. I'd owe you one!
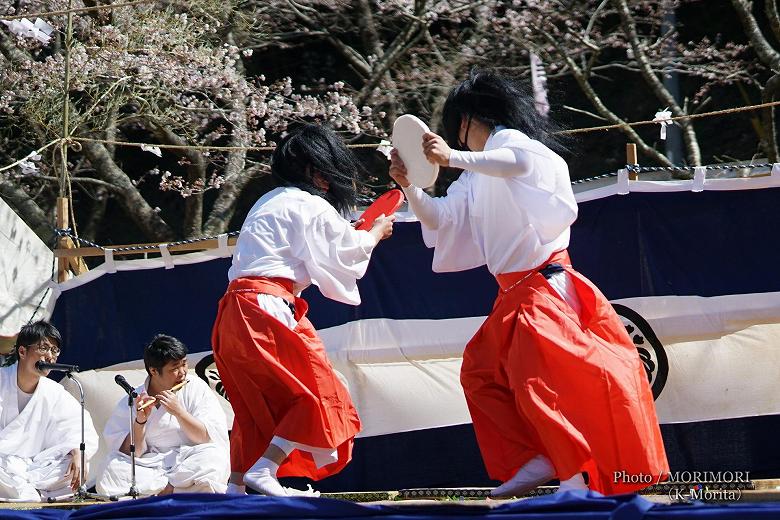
[0,320,98,502]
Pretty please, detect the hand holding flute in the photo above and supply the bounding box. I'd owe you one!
[137,380,189,412]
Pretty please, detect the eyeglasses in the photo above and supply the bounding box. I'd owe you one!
[30,343,61,356]
[37,345,61,356]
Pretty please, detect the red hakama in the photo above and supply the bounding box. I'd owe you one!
[211,276,361,480]
[461,250,669,494]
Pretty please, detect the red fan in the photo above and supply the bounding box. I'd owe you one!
[355,189,405,231]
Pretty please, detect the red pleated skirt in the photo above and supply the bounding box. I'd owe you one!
[461,250,669,494]
[211,276,361,479]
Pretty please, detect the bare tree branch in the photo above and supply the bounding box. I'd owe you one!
[563,105,608,121]
[613,0,701,165]
[535,27,671,166]
[353,0,401,119]
[284,0,372,78]
[35,175,123,192]
[356,7,428,106]
[247,31,328,50]
[731,0,780,70]
[355,0,383,58]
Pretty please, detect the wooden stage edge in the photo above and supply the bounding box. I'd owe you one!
[2,480,780,509]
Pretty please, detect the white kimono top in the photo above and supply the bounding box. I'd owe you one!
[0,364,98,461]
[403,128,578,274]
[228,187,377,305]
[103,376,229,458]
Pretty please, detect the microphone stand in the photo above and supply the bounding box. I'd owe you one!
[63,371,115,503]
[124,388,139,499]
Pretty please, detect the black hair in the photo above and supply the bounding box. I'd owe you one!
[270,124,361,216]
[14,320,62,356]
[441,68,567,153]
[143,334,188,375]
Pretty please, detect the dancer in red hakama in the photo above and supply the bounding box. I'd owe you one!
[212,125,394,496]
[390,70,668,496]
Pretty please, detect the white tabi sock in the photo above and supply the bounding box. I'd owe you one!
[225,483,247,495]
[270,437,322,497]
[283,484,321,497]
[557,473,588,493]
[270,436,295,456]
[491,454,556,498]
[244,458,287,496]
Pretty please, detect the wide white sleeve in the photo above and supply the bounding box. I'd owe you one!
[515,172,578,244]
[37,383,99,461]
[299,208,377,305]
[102,397,138,455]
[451,136,577,244]
[403,175,486,272]
[187,381,229,450]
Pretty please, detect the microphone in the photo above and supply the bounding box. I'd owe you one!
[114,374,138,398]
[35,360,80,372]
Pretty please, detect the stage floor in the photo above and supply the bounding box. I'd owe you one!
[2,482,780,519]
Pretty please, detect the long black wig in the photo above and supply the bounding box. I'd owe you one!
[441,68,567,153]
[271,124,361,216]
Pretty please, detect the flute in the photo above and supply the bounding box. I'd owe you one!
[137,379,189,411]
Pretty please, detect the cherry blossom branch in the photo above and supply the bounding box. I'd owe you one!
[1,0,154,21]
[150,124,207,238]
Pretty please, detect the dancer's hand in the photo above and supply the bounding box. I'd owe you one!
[352,218,365,229]
[389,149,411,188]
[422,132,451,167]
[156,390,185,417]
[67,449,80,491]
[370,214,395,242]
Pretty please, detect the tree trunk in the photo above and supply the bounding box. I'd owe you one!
[202,101,250,235]
[81,187,109,243]
[150,125,206,238]
[81,141,175,241]
[761,74,780,162]
[0,180,56,246]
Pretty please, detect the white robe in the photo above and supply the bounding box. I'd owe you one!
[0,364,98,502]
[228,186,377,305]
[96,376,229,496]
[403,128,578,274]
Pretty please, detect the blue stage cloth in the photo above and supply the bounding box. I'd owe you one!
[4,492,780,520]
